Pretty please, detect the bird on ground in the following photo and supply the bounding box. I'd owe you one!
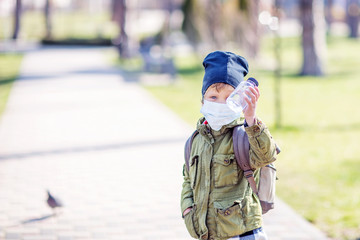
[46,190,63,215]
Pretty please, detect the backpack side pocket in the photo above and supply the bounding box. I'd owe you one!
[258,163,276,214]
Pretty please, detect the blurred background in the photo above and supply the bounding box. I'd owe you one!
[0,0,360,240]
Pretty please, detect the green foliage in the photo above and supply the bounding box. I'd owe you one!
[0,54,23,117]
[145,36,360,240]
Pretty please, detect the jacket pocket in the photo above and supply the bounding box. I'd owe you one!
[184,206,200,239]
[213,154,239,188]
[214,202,245,238]
[189,155,199,189]
[241,195,262,227]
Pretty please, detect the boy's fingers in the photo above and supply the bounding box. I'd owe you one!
[254,86,260,98]
[244,93,256,108]
[249,87,259,100]
[244,94,251,104]
[245,89,257,104]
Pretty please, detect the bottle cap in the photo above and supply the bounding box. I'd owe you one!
[247,77,259,87]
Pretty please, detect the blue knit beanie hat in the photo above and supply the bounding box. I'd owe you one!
[201,51,249,96]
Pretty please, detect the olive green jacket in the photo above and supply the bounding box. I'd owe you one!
[181,117,278,240]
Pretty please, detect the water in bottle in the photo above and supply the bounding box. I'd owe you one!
[226,77,259,113]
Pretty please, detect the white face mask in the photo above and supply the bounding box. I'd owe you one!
[200,100,241,131]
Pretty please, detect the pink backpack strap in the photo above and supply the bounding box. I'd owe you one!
[232,126,258,196]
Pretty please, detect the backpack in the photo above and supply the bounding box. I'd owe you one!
[184,125,280,214]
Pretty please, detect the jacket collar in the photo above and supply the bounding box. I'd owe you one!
[196,116,245,138]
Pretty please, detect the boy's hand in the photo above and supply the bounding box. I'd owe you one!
[243,86,260,127]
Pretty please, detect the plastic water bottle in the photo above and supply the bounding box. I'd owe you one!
[226,77,259,113]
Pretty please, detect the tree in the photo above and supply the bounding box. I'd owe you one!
[273,0,282,129]
[181,0,262,57]
[299,0,326,76]
[181,0,224,50]
[223,0,261,57]
[240,0,261,58]
[44,0,53,40]
[181,0,200,46]
[112,0,129,58]
[161,0,174,47]
[205,0,224,49]
[346,0,359,38]
[12,0,22,40]
[325,0,334,33]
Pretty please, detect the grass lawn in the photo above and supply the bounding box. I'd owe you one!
[0,11,117,41]
[0,54,23,117]
[143,36,360,240]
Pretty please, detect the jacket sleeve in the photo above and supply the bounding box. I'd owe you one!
[180,164,194,216]
[245,117,278,169]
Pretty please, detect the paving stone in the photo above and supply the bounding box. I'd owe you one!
[4,231,21,240]
[23,236,57,240]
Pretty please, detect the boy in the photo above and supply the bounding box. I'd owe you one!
[181,51,278,240]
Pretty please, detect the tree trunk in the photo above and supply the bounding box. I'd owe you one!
[162,0,173,47]
[205,0,223,49]
[12,0,22,40]
[181,0,200,46]
[274,0,282,129]
[180,0,262,56]
[112,0,129,58]
[300,0,326,76]
[226,0,260,59]
[44,0,53,40]
[246,0,260,58]
[346,0,359,38]
[325,0,334,32]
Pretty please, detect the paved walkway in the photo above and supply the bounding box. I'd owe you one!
[0,47,329,240]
